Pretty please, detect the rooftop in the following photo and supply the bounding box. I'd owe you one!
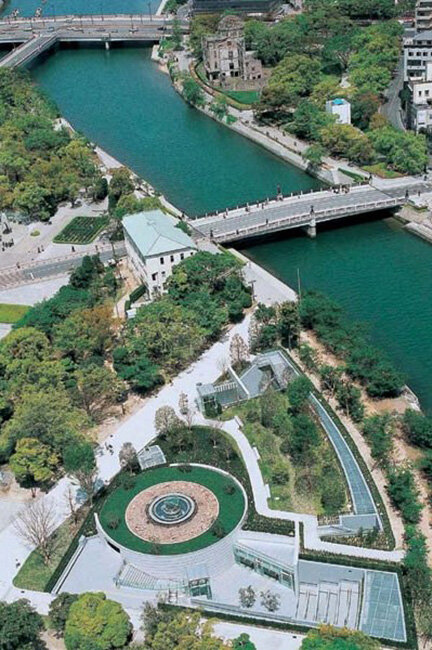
[122,210,196,257]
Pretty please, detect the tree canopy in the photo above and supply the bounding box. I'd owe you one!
[64,593,132,650]
[0,69,101,221]
[0,599,46,650]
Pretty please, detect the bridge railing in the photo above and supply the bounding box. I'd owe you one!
[207,198,399,242]
[0,14,166,22]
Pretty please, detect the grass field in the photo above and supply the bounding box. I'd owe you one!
[0,303,29,323]
[363,163,402,179]
[53,216,109,245]
[100,465,245,555]
[224,90,260,104]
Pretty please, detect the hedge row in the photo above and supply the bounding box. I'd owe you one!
[159,602,314,635]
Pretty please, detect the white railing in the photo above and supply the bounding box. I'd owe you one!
[209,198,399,242]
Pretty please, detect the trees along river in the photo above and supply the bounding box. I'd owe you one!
[24,44,432,413]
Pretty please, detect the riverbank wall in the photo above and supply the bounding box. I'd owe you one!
[173,78,337,187]
[393,204,432,246]
[177,58,362,187]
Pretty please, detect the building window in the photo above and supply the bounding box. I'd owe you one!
[170,254,175,262]
[180,253,185,260]
[151,273,157,282]
[160,257,165,265]
[162,271,166,278]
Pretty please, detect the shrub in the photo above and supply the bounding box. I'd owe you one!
[211,520,226,538]
[129,284,147,304]
[271,460,290,485]
[321,473,346,514]
[403,409,432,449]
[118,474,136,490]
[387,467,422,524]
[228,301,244,323]
[107,514,120,530]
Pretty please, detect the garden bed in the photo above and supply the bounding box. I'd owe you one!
[53,216,109,245]
[221,392,350,517]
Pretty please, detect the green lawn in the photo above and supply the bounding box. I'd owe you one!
[53,216,109,245]
[99,465,246,555]
[0,303,29,323]
[224,90,260,105]
[363,163,402,179]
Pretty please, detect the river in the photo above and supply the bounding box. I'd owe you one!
[31,47,319,216]
[1,0,162,17]
[9,36,432,413]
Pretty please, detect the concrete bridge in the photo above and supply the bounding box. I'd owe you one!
[0,14,183,67]
[191,184,410,243]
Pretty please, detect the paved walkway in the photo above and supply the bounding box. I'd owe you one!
[0,277,69,306]
[199,415,403,563]
[0,324,12,340]
[0,201,107,271]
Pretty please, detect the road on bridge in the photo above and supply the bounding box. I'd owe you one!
[192,185,402,243]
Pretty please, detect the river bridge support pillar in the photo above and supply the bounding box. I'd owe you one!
[105,40,110,50]
[305,217,316,238]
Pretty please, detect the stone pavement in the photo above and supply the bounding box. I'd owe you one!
[0,200,107,270]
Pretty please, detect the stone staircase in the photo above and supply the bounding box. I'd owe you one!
[115,562,186,593]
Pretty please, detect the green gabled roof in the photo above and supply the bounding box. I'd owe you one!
[122,210,196,257]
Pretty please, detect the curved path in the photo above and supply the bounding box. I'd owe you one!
[197,414,402,562]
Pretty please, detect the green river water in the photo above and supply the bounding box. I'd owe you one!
[22,44,432,412]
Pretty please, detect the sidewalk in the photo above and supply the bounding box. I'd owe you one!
[0,200,107,271]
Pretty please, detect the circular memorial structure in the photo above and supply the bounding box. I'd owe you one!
[98,464,247,576]
[124,480,220,544]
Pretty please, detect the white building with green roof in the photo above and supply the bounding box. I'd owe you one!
[122,210,197,299]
